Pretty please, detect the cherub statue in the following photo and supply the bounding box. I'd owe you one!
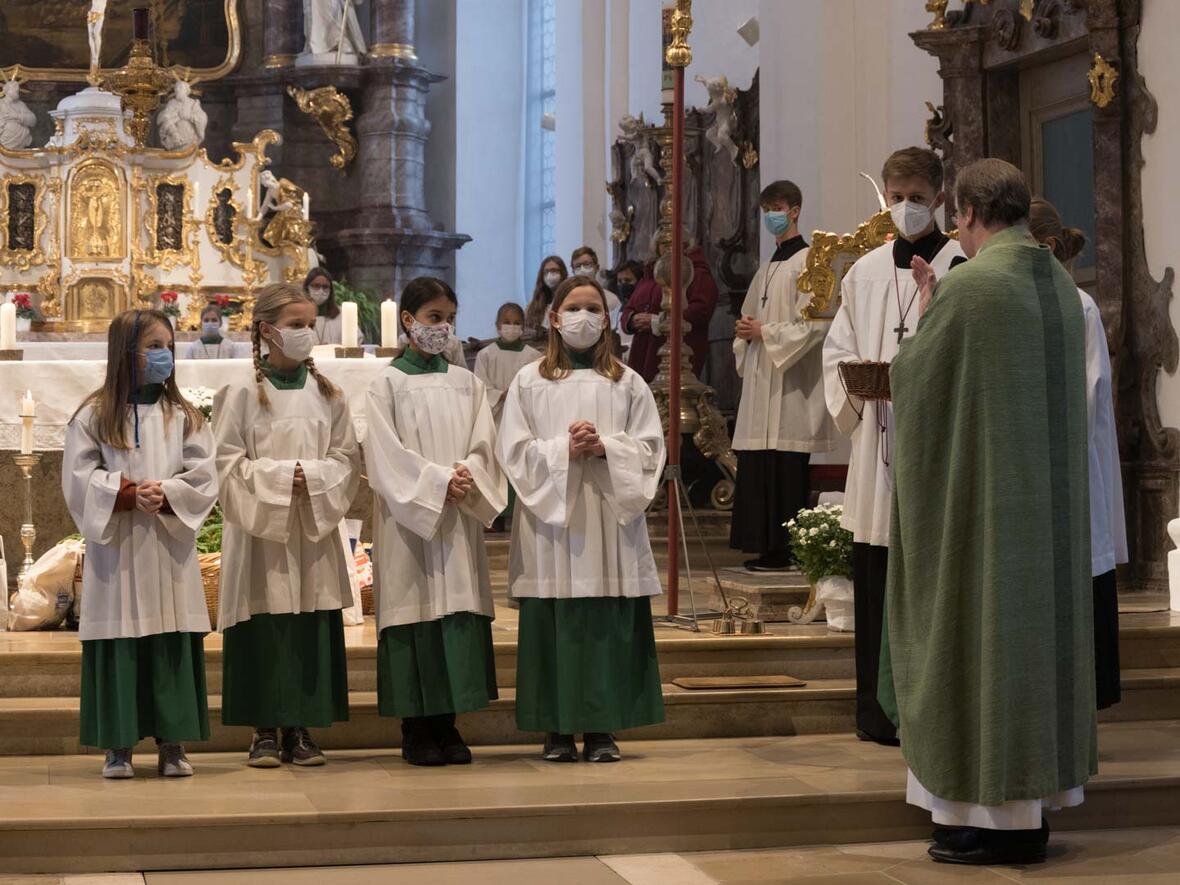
[0,77,36,150]
[695,74,740,163]
[156,79,208,151]
[618,113,661,188]
[259,170,313,249]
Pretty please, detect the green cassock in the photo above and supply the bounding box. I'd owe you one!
[879,225,1098,806]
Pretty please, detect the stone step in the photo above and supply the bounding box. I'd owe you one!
[1,667,1176,756]
[1,723,1176,874]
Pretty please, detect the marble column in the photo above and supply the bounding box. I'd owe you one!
[263,0,304,68]
[370,0,418,60]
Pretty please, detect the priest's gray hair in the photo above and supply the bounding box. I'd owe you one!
[954,158,1031,227]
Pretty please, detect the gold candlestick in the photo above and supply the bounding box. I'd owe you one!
[12,453,41,591]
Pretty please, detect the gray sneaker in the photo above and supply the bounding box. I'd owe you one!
[248,728,282,768]
[102,748,134,779]
[281,727,326,766]
[157,742,194,777]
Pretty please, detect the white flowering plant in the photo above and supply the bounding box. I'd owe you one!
[786,503,853,585]
[181,386,216,421]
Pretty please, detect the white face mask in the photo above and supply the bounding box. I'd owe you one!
[543,271,562,289]
[890,199,934,239]
[270,326,317,362]
[572,264,597,277]
[499,324,523,343]
[410,319,453,355]
[308,285,331,306]
[556,309,605,351]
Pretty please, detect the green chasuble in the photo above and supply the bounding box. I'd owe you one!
[880,225,1096,805]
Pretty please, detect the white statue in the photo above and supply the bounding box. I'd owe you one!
[88,0,109,78]
[156,80,208,150]
[0,79,36,151]
[618,113,661,188]
[302,0,367,61]
[696,74,740,163]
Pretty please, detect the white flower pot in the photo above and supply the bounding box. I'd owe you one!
[16,317,31,334]
[816,575,855,632]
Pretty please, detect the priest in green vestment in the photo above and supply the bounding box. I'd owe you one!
[880,158,1097,866]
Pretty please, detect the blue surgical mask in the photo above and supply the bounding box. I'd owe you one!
[763,211,791,237]
[142,348,174,385]
[201,321,222,339]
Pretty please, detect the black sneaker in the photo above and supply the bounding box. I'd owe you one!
[429,714,473,765]
[582,732,622,763]
[247,728,281,768]
[281,727,326,766]
[401,718,446,767]
[541,732,578,762]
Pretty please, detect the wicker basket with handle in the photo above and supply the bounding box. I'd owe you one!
[198,552,220,629]
[838,360,891,402]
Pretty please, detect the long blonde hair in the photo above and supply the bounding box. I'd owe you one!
[73,309,203,449]
[251,283,339,409]
[538,275,624,382]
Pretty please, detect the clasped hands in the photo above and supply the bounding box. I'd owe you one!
[135,480,166,515]
[569,421,606,459]
[446,464,474,506]
[734,316,763,341]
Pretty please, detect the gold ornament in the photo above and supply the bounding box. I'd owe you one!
[287,85,358,173]
[98,36,177,147]
[925,0,949,30]
[798,209,898,321]
[665,0,693,68]
[1088,53,1119,109]
[68,161,125,261]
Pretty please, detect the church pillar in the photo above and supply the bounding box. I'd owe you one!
[263,0,304,69]
[370,0,418,61]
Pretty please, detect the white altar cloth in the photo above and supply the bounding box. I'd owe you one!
[0,358,390,451]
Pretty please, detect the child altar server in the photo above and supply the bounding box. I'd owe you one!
[64,308,219,779]
[498,275,666,763]
[214,283,361,768]
[365,276,507,766]
[185,303,241,359]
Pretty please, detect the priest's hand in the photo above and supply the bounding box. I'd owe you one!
[446,466,474,505]
[912,256,938,318]
[735,316,762,341]
[292,463,307,496]
[135,480,164,514]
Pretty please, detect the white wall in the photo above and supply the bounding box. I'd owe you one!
[1141,0,1180,432]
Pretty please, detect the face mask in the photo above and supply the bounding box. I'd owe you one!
[270,326,317,362]
[543,271,562,289]
[890,199,934,239]
[499,324,523,343]
[617,281,636,300]
[410,319,453,355]
[141,348,174,385]
[308,286,331,306]
[201,321,222,339]
[572,264,596,277]
[763,211,791,237]
[557,309,604,351]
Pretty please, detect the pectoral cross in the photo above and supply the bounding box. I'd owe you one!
[894,321,908,344]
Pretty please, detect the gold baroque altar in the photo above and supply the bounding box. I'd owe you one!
[0,89,311,333]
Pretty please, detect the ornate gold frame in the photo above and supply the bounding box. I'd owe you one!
[62,267,132,333]
[67,158,128,262]
[0,0,242,85]
[135,172,198,271]
[797,209,898,321]
[1088,53,1119,109]
[0,175,50,271]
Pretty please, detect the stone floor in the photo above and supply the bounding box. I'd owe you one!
[3,826,1179,883]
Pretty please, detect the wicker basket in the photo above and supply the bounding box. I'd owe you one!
[198,552,221,629]
[838,360,892,402]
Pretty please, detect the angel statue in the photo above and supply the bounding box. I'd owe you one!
[259,170,314,250]
[696,74,740,164]
[302,0,367,62]
[0,77,36,150]
[156,79,208,150]
[618,113,661,188]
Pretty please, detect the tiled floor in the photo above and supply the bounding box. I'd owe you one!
[3,827,1179,884]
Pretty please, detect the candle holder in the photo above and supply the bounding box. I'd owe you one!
[12,452,41,591]
[374,347,398,359]
[0,350,23,361]
[333,347,365,359]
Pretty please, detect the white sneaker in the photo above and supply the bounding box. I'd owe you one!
[102,748,134,779]
[157,742,194,777]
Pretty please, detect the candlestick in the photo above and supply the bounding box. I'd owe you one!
[132,7,150,41]
[12,452,42,604]
[302,192,310,220]
[19,390,35,456]
[380,301,398,350]
[340,301,358,349]
[0,303,15,351]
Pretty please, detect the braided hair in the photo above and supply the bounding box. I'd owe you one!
[251,283,340,410]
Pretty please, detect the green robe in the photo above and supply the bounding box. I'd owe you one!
[880,225,1097,805]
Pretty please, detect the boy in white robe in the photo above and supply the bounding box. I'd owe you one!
[731,180,837,571]
[366,277,507,766]
[822,147,964,745]
[214,283,361,769]
[64,309,219,779]
[498,276,666,764]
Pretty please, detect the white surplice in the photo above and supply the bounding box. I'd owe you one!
[184,339,242,360]
[63,402,219,641]
[822,238,964,546]
[365,364,507,630]
[733,247,837,453]
[497,362,666,600]
[1081,289,1128,577]
[213,377,361,631]
[473,342,542,423]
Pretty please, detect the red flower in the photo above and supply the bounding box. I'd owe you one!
[160,291,179,304]
[11,293,31,309]
[214,294,230,307]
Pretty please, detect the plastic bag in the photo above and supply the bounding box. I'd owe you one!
[8,539,83,631]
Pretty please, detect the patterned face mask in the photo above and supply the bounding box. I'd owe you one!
[410,319,453,355]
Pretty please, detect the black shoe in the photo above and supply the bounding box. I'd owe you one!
[582,732,621,763]
[247,728,281,768]
[541,732,578,762]
[401,718,446,767]
[744,553,793,572]
[428,714,473,765]
[281,727,326,766]
[929,826,1048,866]
[855,729,900,747]
[932,827,981,851]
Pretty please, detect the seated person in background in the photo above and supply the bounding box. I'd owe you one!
[185,303,241,360]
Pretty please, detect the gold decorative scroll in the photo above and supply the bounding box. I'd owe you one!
[135,173,198,271]
[925,0,949,30]
[287,85,358,173]
[203,176,269,294]
[798,209,898,321]
[68,161,126,261]
[0,175,49,271]
[1088,53,1119,109]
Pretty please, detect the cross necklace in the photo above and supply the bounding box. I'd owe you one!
[892,264,920,344]
[760,261,784,309]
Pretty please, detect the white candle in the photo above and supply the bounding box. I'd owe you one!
[19,391,35,455]
[302,192,310,220]
[246,184,254,219]
[381,300,398,349]
[341,301,358,349]
[0,302,15,350]
[192,180,200,214]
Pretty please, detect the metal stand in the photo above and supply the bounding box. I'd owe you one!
[12,452,41,598]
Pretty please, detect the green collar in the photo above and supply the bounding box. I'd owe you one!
[393,347,449,375]
[199,335,223,345]
[497,339,526,352]
[977,223,1037,255]
[565,346,595,370]
[262,359,308,390]
[128,384,164,405]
